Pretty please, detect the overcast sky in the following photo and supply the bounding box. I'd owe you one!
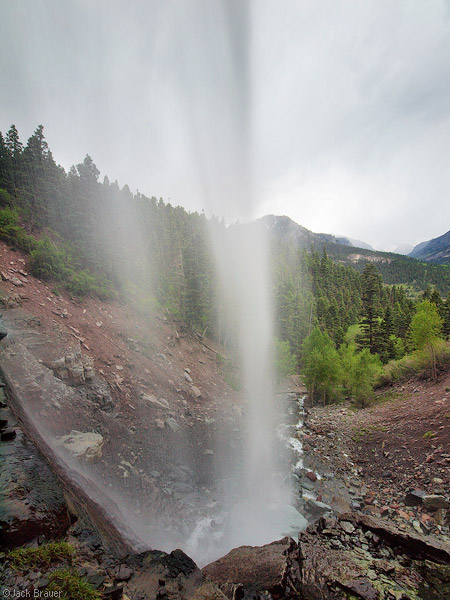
[1,0,450,250]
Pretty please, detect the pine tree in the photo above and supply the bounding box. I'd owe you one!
[359,263,382,353]
[5,124,24,194]
[0,132,13,193]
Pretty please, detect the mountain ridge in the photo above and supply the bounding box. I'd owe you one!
[258,214,450,295]
[409,230,450,265]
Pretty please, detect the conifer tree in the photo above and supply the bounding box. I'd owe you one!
[360,263,383,353]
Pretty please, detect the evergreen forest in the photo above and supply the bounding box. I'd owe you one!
[2,124,450,404]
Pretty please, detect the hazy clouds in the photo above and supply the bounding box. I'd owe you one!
[1,0,450,249]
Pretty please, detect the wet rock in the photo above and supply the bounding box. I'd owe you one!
[306,470,317,482]
[203,536,300,600]
[300,481,315,492]
[0,407,70,549]
[304,498,333,518]
[56,430,104,461]
[1,427,16,441]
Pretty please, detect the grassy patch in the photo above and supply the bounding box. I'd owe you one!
[373,389,406,405]
[46,569,101,600]
[351,424,388,443]
[9,541,75,570]
[423,430,437,439]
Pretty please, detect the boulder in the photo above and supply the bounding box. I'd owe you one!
[304,498,333,518]
[56,430,104,461]
[306,470,317,482]
[404,488,426,506]
[191,385,202,399]
[50,352,95,386]
[203,537,300,599]
[125,548,202,599]
[142,393,169,410]
[423,495,449,510]
[166,417,181,432]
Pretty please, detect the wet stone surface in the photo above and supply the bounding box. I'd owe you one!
[0,382,71,550]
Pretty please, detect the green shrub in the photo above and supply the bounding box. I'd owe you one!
[9,541,75,570]
[29,236,72,281]
[46,569,101,600]
[340,342,382,407]
[301,327,342,405]
[65,270,114,300]
[0,207,37,252]
[0,188,13,208]
[0,206,19,229]
[274,338,297,381]
[381,339,450,384]
[65,270,95,297]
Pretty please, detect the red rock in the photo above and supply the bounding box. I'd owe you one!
[203,537,299,599]
[398,510,410,520]
[420,513,432,524]
[306,471,317,482]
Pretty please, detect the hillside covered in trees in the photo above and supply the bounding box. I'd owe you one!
[2,123,450,393]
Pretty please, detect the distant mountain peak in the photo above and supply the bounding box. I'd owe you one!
[409,230,450,264]
[259,215,375,250]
